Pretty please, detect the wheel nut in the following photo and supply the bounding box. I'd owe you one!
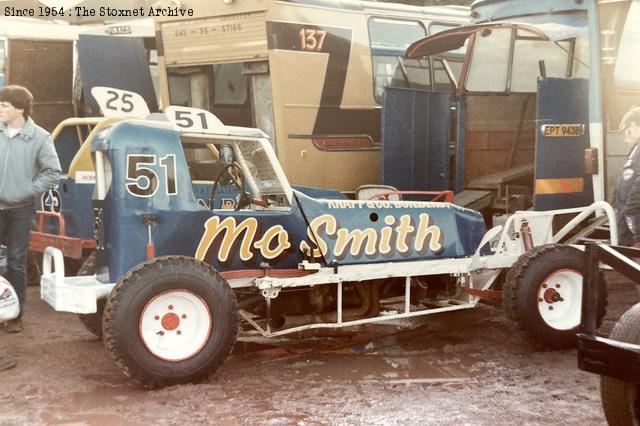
[168,305,174,310]
[154,315,159,320]
[159,331,165,336]
[555,284,560,288]
[549,306,554,310]
[538,298,543,302]
[542,284,548,288]
[181,314,187,319]
[177,330,182,335]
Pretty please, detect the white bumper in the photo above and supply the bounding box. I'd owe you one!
[40,247,115,314]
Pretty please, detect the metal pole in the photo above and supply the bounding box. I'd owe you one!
[581,242,599,335]
[405,276,411,314]
[337,281,343,324]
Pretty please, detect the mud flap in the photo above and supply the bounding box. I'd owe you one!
[534,78,593,210]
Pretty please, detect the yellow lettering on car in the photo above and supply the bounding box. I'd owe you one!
[300,214,445,260]
[196,217,292,262]
[335,228,378,257]
[196,216,257,262]
[253,225,291,259]
[414,213,443,254]
[300,214,335,258]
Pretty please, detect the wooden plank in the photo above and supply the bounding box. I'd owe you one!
[467,164,534,190]
[454,189,493,211]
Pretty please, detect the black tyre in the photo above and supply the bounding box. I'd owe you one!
[504,244,606,349]
[601,304,640,426]
[76,253,103,338]
[102,256,238,388]
[27,250,41,287]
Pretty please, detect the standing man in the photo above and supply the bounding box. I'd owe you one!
[0,85,61,332]
[617,106,640,251]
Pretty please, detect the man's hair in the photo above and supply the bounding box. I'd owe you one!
[0,85,33,119]
[620,106,640,131]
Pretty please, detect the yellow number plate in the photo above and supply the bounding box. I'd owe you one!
[541,124,585,137]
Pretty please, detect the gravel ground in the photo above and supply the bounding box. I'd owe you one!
[0,272,635,425]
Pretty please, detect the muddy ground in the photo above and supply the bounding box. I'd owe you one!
[0,272,636,425]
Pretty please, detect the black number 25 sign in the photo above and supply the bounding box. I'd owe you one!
[91,87,150,119]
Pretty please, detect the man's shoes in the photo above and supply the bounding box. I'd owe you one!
[0,356,16,371]
[5,318,23,333]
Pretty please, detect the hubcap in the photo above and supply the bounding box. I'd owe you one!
[537,269,582,330]
[140,290,212,361]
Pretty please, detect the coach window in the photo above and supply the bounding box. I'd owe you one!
[465,28,511,92]
[429,23,465,91]
[614,0,640,90]
[511,33,571,92]
[368,18,427,103]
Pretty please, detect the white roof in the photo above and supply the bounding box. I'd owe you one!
[0,17,82,40]
[79,18,154,37]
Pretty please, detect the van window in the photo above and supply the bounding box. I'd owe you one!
[213,63,248,106]
[368,18,427,102]
[614,0,640,89]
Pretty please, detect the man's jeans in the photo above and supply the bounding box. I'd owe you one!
[0,204,35,317]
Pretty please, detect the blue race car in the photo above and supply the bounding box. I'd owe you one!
[40,102,617,388]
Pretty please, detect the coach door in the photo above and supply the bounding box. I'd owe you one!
[534,78,593,210]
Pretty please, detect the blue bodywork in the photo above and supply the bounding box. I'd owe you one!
[535,78,593,210]
[91,121,487,284]
[381,88,451,192]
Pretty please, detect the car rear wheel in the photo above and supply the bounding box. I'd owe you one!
[102,256,238,388]
[504,244,606,349]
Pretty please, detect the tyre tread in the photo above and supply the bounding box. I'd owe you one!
[103,256,238,388]
[504,244,607,349]
[601,304,640,426]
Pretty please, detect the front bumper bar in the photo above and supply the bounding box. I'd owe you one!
[40,247,114,314]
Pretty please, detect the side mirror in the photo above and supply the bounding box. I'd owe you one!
[219,145,233,164]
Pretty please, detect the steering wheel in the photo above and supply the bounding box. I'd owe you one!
[209,163,268,210]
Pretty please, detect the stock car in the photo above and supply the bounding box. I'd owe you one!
[40,92,618,388]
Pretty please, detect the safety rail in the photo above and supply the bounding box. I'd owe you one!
[36,210,66,236]
[29,210,95,259]
[578,242,640,384]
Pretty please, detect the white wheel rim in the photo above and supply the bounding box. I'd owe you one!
[536,269,583,331]
[139,290,212,362]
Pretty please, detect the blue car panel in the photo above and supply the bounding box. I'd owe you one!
[92,120,487,284]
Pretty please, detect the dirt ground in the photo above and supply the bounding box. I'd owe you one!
[0,272,636,426]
